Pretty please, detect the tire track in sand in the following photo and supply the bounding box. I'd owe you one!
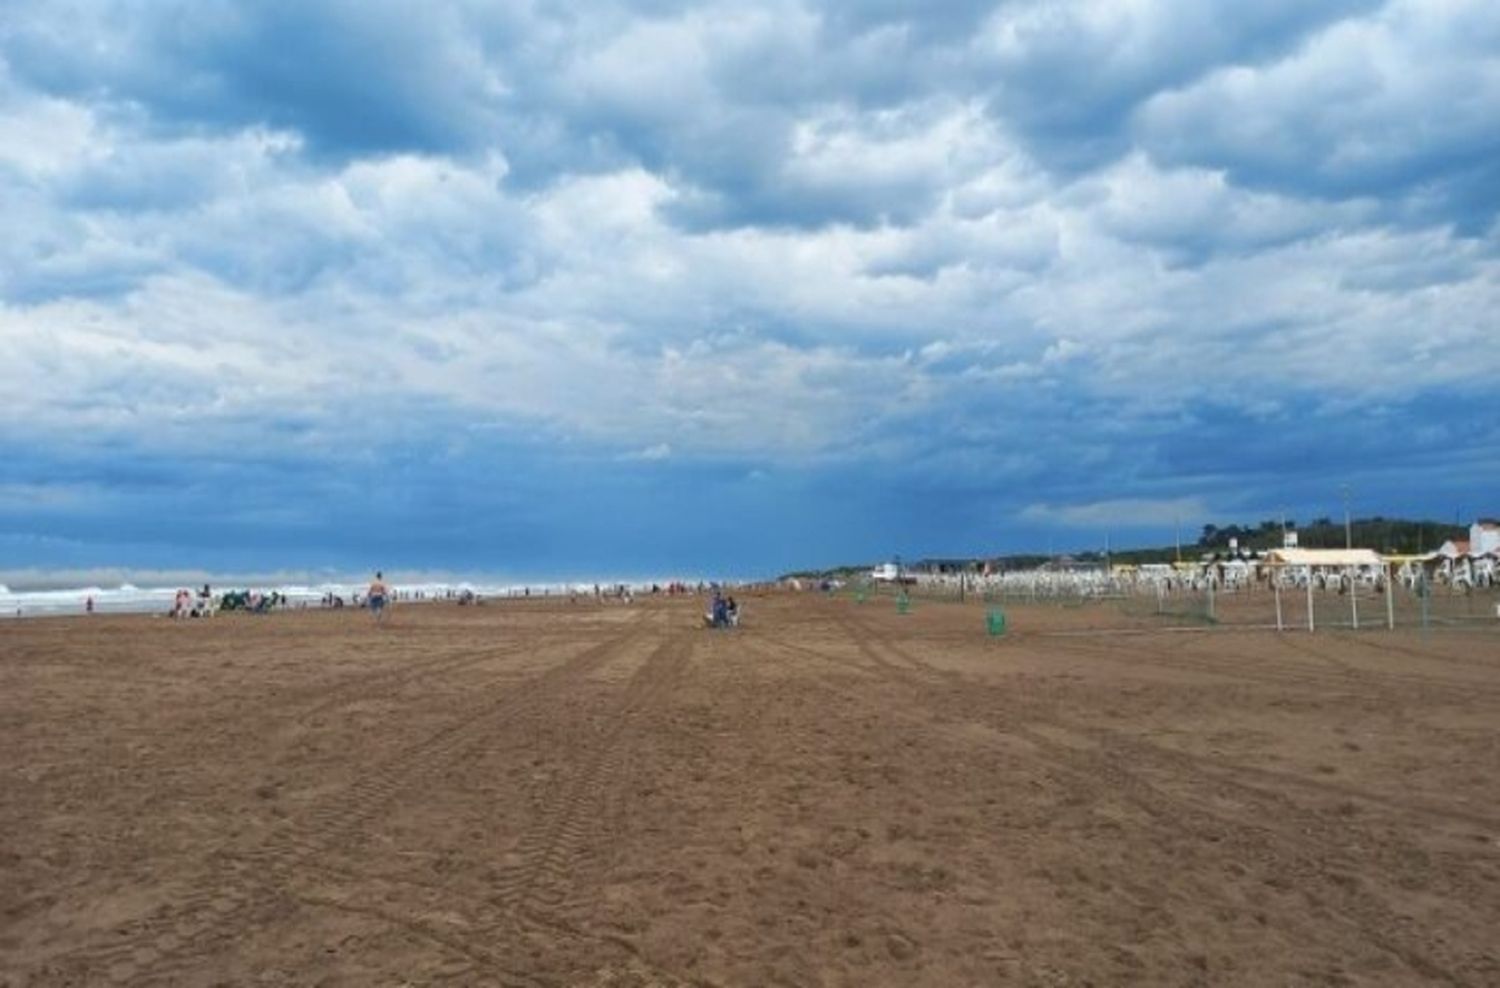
[488,628,695,920]
[43,622,644,987]
[290,619,700,985]
[776,606,1471,983]
[1033,627,1500,706]
[834,609,1475,983]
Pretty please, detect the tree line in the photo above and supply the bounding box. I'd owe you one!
[1194,517,1465,554]
[782,516,1470,580]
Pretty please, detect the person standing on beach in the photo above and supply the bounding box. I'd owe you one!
[368,571,390,624]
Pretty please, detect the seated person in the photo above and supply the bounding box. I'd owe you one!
[707,591,728,628]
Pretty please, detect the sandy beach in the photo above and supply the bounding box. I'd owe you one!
[3,592,1499,986]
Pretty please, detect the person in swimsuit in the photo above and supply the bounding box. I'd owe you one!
[368,571,389,623]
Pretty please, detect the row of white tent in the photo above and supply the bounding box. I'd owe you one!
[1416,550,1500,590]
[908,548,1496,595]
[1150,549,1496,592]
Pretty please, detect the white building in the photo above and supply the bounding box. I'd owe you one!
[1471,520,1500,556]
[1436,520,1500,559]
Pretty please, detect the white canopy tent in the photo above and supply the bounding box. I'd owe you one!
[1261,548,1384,568]
[1260,548,1374,563]
[1259,548,1392,631]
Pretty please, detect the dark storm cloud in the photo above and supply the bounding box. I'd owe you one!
[978,0,1383,173]
[4,1,504,157]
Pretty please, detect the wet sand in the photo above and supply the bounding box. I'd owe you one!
[3,593,1499,986]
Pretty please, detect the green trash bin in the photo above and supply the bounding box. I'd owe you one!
[896,591,911,614]
[986,607,1006,637]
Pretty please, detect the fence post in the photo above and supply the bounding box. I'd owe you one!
[1307,572,1315,632]
[1274,579,1283,632]
[1207,579,1215,623]
[1420,573,1430,637]
[1350,568,1359,631]
[1385,564,1395,631]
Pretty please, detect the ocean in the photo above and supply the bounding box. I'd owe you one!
[0,577,686,619]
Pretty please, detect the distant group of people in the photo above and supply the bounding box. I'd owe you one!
[69,571,751,627]
[171,586,215,618]
[167,585,285,617]
[706,590,740,629]
[219,589,283,614]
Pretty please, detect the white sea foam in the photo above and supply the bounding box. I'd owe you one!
[0,584,171,617]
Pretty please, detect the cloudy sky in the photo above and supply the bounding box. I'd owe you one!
[2,0,1497,580]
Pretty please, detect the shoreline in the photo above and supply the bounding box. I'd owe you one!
[0,576,747,620]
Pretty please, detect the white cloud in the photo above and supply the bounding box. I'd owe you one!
[1,0,1497,477]
[1134,0,1500,205]
[629,443,673,461]
[0,82,95,177]
[1089,153,1373,256]
[1021,497,1212,529]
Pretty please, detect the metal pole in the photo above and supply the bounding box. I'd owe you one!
[1207,578,1215,623]
[1385,563,1395,630]
[1350,568,1359,630]
[1307,569,1315,632]
[1274,577,1283,631]
[1350,485,1362,551]
[1420,573,1429,637]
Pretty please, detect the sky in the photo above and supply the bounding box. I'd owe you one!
[2,0,1498,582]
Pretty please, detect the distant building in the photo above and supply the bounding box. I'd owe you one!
[1432,519,1498,561]
[1436,538,1471,559]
